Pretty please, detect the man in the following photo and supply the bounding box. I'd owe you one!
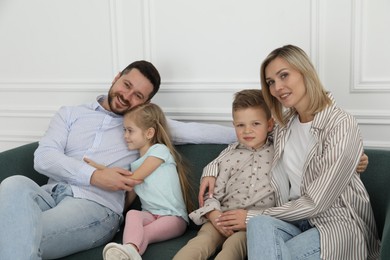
[0,60,236,259]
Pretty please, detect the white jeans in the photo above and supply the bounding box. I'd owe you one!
[0,175,122,259]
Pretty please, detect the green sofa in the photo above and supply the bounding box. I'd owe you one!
[0,142,389,259]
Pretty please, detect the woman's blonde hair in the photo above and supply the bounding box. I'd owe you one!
[124,103,195,213]
[260,44,331,126]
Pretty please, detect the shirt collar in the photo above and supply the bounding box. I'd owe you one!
[235,138,272,152]
[95,95,123,118]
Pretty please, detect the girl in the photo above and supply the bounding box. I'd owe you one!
[98,103,194,260]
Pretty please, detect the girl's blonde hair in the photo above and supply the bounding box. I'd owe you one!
[124,103,195,213]
[260,44,331,126]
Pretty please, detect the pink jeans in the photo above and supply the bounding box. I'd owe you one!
[123,209,187,254]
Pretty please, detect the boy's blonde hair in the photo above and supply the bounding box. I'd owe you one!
[260,44,331,126]
[124,103,195,213]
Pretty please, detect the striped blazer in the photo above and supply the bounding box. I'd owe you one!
[264,101,380,259]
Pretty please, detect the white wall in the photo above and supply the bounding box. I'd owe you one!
[1,0,389,152]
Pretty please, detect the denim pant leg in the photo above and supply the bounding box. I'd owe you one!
[286,228,320,260]
[40,183,123,259]
[247,215,320,260]
[0,175,56,260]
[0,176,123,260]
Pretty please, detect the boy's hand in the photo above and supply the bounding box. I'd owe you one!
[198,177,216,207]
[216,209,247,231]
[207,210,234,237]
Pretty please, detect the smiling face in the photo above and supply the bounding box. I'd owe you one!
[105,68,154,115]
[233,107,273,149]
[265,57,310,117]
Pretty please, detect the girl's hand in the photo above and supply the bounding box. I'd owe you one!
[83,157,107,170]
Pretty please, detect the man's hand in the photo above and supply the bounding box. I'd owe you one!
[207,210,234,237]
[85,157,142,192]
[357,152,369,174]
[90,168,141,192]
[215,209,247,232]
[198,176,216,207]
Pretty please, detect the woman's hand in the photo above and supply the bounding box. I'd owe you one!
[207,210,234,237]
[198,176,216,207]
[215,209,248,232]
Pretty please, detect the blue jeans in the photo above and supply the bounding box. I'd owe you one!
[247,215,320,260]
[0,175,122,259]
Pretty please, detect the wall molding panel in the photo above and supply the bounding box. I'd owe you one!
[160,81,259,93]
[352,110,390,125]
[364,141,390,150]
[0,132,42,142]
[309,0,321,73]
[0,81,109,92]
[1,0,389,151]
[0,106,57,118]
[108,0,121,74]
[141,0,153,60]
[350,0,390,93]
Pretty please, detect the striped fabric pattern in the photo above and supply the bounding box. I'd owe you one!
[266,102,380,260]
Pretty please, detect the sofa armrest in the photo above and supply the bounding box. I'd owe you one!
[0,142,48,185]
[361,149,390,258]
[380,204,390,259]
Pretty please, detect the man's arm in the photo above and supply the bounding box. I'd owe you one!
[34,106,140,190]
[167,118,236,145]
[34,107,95,186]
[84,158,142,192]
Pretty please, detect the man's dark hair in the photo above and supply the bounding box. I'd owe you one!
[121,60,161,101]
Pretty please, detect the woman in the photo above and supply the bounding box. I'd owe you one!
[245,45,380,259]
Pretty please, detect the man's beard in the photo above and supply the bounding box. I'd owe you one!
[107,92,129,116]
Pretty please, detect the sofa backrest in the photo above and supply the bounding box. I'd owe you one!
[175,144,228,206]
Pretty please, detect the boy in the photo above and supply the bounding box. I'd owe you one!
[174,89,275,260]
